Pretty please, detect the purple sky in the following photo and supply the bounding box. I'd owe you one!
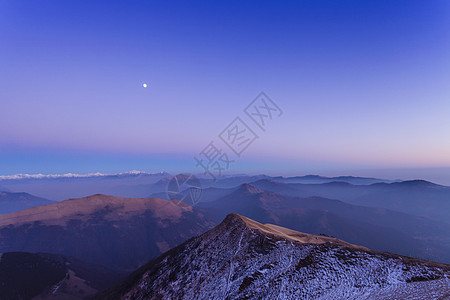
[1,1,449,182]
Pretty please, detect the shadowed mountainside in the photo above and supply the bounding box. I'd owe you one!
[0,251,124,300]
[0,194,213,271]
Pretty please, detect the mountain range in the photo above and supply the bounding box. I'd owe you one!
[1,172,450,298]
[198,183,450,264]
[0,171,170,201]
[0,172,397,201]
[0,191,54,215]
[95,213,450,299]
[0,194,212,271]
[1,183,449,271]
[249,179,450,223]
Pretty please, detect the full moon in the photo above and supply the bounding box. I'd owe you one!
[142,83,148,88]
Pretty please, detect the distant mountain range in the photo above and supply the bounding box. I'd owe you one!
[3,172,448,225]
[0,194,213,271]
[0,170,169,180]
[1,172,450,298]
[1,183,449,268]
[0,191,55,215]
[190,174,399,188]
[0,171,399,201]
[0,171,170,201]
[0,171,449,299]
[197,183,450,264]
[269,174,400,185]
[95,214,450,299]
[249,179,450,223]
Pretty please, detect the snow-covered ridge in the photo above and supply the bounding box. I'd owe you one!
[97,213,450,300]
[0,170,168,180]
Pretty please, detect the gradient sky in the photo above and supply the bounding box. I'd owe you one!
[1,1,449,182]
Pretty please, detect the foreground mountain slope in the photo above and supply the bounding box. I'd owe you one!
[199,184,450,264]
[95,214,450,300]
[0,191,54,215]
[0,252,124,300]
[0,194,213,271]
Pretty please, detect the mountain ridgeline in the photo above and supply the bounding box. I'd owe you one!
[198,183,450,264]
[1,173,450,299]
[95,214,450,299]
[0,194,213,271]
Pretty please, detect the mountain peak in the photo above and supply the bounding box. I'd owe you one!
[218,213,369,251]
[223,212,245,222]
[238,183,263,194]
[220,213,263,229]
[394,180,440,187]
[97,214,450,299]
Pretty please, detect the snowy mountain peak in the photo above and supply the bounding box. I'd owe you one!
[0,170,169,181]
[218,213,370,251]
[96,214,450,300]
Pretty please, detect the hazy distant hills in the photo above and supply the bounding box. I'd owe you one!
[271,174,399,185]
[197,174,398,187]
[0,191,55,215]
[0,171,397,201]
[0,194,213,271]
[250,179,450,224]
[0,171,170,201]
[198,184,450,264]
[148,174,399,201]
[95,214,450,299]
[0,251,124,300]
[1,172,449,298]
[1,172,449,265]
[3,171,448,224]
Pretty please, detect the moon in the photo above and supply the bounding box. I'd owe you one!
[142,83,148,88]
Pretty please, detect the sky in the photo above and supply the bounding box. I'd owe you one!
[1,0,449,183]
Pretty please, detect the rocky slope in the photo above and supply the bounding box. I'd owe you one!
[95,213,450,299]
[199,184,450,264]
